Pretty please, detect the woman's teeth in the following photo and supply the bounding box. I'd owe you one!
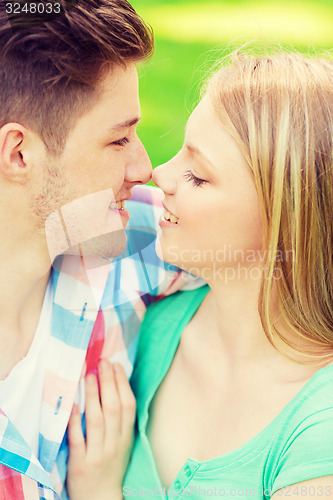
[110,200,126,210]
[164,210,179,224]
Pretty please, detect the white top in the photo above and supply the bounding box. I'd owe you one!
[0,279,53,457]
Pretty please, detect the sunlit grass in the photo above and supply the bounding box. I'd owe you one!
[131,0,333,173]
[135,1,333,47]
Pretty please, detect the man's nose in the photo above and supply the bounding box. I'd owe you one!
[125,138,152,185]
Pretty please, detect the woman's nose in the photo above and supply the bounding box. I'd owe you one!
[152,160,177,194]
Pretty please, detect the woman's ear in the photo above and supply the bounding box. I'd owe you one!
[0,123,31,184]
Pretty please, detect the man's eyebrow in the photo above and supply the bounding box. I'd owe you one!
[186,143,215,169]
[109,116,141,132]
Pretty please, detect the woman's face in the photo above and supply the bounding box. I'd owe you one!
[152,95,263,281]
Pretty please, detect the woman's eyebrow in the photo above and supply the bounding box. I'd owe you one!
[186,143,215,169]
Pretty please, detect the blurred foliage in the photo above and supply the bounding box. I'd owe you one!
[131,0,333,174]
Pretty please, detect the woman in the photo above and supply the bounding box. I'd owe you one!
[67,50,333,499]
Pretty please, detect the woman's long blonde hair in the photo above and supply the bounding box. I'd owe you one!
[207,49,333,365]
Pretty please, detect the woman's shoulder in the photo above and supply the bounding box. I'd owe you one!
[300,362,333,409]
[271,362,333,441]
[268,365,333,495]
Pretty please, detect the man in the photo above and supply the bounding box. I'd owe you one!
[0,1,198,498]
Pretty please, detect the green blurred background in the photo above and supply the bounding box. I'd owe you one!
[131,0,333,175]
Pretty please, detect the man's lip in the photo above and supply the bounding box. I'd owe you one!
[119,209,130,220]
[109,194,132,208]
[114,195,132,202]
[108,205,130,222]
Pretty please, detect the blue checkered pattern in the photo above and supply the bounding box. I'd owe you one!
[0,185,203,499]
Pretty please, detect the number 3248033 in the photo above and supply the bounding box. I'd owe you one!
[5,2,61,14]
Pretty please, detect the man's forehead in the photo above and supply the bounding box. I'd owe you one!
[72,64,140,134]
[95,64,140,119]
[98,63,139,95]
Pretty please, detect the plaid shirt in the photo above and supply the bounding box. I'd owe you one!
[0,185,201,499]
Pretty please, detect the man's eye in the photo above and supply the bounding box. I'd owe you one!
[111,137,129,147]
[183,170,207,188]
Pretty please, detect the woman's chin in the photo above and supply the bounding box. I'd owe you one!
[155,237,181,266]
[155,238,171,264]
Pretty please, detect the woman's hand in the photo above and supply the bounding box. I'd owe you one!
[66,360,136,500]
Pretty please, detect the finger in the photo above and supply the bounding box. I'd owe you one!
[68,404,86,465]
[113,364,136,439]
[85,373,104,458]
[98,359,121,447]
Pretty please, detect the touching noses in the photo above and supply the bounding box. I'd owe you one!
[125,137,152,185]
[152,158,178,194]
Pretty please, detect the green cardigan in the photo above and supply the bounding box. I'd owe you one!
[124,286,333,499]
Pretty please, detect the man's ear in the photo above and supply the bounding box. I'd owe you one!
[0,123,32,184]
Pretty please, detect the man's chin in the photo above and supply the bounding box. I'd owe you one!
[62,229,128,260]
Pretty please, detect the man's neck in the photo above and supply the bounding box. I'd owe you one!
[0,243,51,379]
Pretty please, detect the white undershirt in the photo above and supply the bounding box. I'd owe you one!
[0,279,53,457]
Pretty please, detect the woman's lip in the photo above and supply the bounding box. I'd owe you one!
[162,203,178,218]
[159,216,179,228]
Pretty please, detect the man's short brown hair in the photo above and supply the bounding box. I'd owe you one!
[0,0,153,154]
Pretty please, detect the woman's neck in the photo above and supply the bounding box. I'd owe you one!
[201,272,332,372]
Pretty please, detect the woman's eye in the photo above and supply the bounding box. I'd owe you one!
[183,170,208,188]
[111,137,129,147]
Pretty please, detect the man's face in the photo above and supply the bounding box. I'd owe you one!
[33,63,152,261]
